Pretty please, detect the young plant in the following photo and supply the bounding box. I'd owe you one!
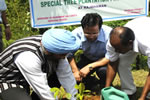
[50,86,72,100]
[75,82,91,100]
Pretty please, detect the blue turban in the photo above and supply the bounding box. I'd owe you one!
[41,29,80,54]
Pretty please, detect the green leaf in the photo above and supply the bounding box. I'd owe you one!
[50,87,59,92]
[76,94,81,100]
[60,87,65,95]
[66,93,72,99]
[79,83,85,94]
[79,95,83,100]
[74,84,79,89]
[54,91,59,99]
[84,90,91,93]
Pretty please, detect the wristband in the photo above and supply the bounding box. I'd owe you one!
[5,24,10,27]
[88,64,93,71]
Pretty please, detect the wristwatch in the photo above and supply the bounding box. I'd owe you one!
[88,64,93,71]
[5,24,10,27]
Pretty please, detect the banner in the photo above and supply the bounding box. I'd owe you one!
[29,0,149,28]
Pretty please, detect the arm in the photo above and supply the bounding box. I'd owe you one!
[1,11,11,40]
[105,39,119,86]
[15,51,55,100]
[79,57,109,77]
[56,58,77,100]
[68,27,83,81]
[88,57,110,69]
[68,57,82,81]
[105,59,119,87]
[138,70,150,100]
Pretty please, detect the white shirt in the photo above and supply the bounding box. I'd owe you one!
[15,51,77,100]
[0,0,7,22]
[106,16,150,68]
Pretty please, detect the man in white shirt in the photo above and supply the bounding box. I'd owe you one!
[0,29,80,100]
[0,0,11,52]
[105,16,150,100]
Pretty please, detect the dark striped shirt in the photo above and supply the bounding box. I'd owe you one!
[0,35,46,92]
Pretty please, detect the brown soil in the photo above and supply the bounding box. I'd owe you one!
[62,95,101,100]
[83,95,101,100]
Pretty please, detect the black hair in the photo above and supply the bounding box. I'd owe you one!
[110,27,135,46]
[81,13,103,29]
[119,27,135,46]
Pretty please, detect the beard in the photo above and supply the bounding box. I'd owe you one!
[44,53,59,62]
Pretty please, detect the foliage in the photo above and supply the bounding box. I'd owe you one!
[75,83,91,100]
[74,50,84,63]
[132,54,148,71]
[104,19,129,28]
[3,39,15,49]
[50,87,72,100]
[3,0,39,48]
[5,0,39,38]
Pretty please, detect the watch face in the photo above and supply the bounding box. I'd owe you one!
[89,66,93,70]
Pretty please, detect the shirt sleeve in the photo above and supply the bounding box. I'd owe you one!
[147,57,150,69]
[102,25,112,41]
[0,0,7,11]
[14,51,55,100]
[56,58,77,100]
[105,40,119,62]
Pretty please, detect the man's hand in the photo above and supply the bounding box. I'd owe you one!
[5,27,11,40]
[1,11,12,40]
[79,65,91,78]
[138,98,145,100]
[73,70,82,81]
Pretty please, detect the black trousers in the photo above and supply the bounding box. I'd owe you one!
[0,88,32,100]
[77,54,107,89]
[0,73,61,100]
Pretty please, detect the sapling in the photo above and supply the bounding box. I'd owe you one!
[50,86,72,100]
[75,82,91,100]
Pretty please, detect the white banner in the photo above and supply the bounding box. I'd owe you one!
[29,0,149,28]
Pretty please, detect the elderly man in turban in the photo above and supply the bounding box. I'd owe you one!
[0,29,80,100]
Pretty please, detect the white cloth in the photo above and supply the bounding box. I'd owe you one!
[56,59,77,100]
[106,16,150,95]
[0,0,7,22]
[15,51,77,100]
[118,51,138,94]
[125,16,150,67]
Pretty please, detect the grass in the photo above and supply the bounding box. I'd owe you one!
[113,69,148,99]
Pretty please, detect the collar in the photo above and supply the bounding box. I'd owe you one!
[133,38,139,53]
